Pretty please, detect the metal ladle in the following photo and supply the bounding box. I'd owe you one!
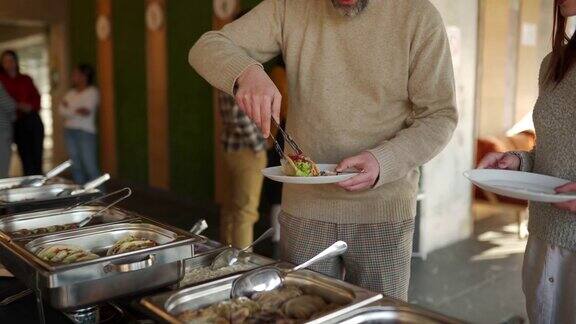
[18,160,73,188]
[230,240,348,299]
[211,228,274,270]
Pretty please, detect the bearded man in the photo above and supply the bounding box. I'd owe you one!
[189,0,457,300]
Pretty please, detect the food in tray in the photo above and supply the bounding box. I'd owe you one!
[36,244,100,264]
[10,223,79,238]
[281,154,320,177]
[176,285,343,323]
[106,235,158,256]
[181,262,256,286]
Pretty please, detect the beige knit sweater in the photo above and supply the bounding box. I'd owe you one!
[189,0,458,224]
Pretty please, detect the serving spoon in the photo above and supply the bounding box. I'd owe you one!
[230,240,348,299]
[57,174,110,197]
[17,160,73,188]
[211,228,274,270]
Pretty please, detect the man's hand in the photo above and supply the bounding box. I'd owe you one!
[336,152,380,191]
[75,107,91,116]
[554,183,576,212]
[477,152,520,170]
[235,65,282,138]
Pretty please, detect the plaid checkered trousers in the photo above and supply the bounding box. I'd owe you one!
[218,91,265,152]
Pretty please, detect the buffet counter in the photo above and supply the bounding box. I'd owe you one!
[0,182,465,324]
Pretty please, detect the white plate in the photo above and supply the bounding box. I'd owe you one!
[464,169,576,203]
[262,164,358,184]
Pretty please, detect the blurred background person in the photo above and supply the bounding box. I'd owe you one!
[0,50,43,176]
[58,64,100,184]
[218,88,267,249]
[0,83,15,178]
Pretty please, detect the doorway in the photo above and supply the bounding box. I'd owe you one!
[0,23,53,175]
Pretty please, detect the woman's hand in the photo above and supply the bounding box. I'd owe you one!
[336,152,380,191]
[235,65,282,138]
[554,183,576,212]
[477,152,521,170]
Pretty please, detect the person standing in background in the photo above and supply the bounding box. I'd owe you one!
[59,64,101,184]
[0,50,44,176]
[0,83,15,178]
[218,89,267,249]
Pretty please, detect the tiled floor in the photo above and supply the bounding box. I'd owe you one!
[0,183,528,323]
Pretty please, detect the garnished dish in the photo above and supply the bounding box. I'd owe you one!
[10,223,79,238]
[281,154,320,177]
[106,235,158,256]
[176,285,343,323]
[36,244,99,264]
[181,262,255,286]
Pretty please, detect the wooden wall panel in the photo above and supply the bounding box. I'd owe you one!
[146,0,170,189]
[96,0,117,176]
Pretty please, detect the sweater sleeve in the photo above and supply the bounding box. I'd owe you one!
[368,16,458,187]
[188,0,284,95]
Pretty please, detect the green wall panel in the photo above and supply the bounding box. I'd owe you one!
[242,0,262,10]
[112,0,148,184]
[166,1,214,199]
[69,0,96,69]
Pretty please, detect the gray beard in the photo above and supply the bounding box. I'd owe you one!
[331,0,369,17]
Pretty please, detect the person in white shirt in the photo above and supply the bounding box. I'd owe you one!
[59,64,100,184]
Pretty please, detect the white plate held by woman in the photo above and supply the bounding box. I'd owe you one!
[262,164,358,184]
[464,169,576,203]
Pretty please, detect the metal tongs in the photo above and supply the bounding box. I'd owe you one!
[270,119,303,156]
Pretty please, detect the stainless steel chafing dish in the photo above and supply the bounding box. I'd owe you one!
[324,298,465,324]
[0,184,101,215]
[176,249,276,288]
[0,175,69,190]
[0,206,138,241]
[140,269,382,323]
[0,221,204,310]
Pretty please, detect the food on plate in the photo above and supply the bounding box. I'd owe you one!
[106,235,158,256]
[281,154,320,177]
[10,223,79,238]
[176,286,343,323]
[36,244,99,264]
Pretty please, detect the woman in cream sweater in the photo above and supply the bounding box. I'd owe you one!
[479,0,576,322]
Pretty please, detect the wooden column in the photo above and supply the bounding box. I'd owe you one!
[145,0,170,189]
[212,0,240,204]
[96,0,117,176]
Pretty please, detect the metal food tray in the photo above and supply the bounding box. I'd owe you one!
[0,176,70,190]
[0,184,101,215]
[325,299,466,324]
[0,221,204,310]
[140,269,382,324]
[175,250,277,288]
[0,206,138,241]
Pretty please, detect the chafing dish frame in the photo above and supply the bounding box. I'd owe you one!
[0,205,139,241]
[140,269,382,324]
[0,184,102,215]
[0,219,205,310]
[324,300,467,324]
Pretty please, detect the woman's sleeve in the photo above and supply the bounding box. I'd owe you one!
[509,150,535,172]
